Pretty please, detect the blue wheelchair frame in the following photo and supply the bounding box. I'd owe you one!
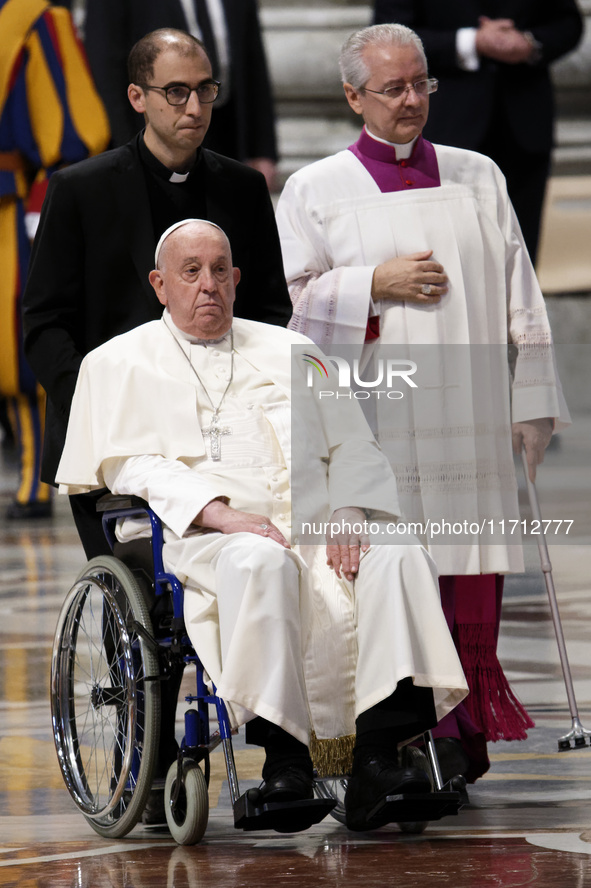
[101,495,239,796]
[99,494,335,833]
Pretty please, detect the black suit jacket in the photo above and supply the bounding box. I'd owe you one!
[373,0,583,152]
[83,0,278,162]
[23,138,291,482]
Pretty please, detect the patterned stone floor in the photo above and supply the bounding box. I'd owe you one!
[0,414,590,887]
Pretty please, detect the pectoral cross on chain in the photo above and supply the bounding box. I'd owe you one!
[202,412,232,461]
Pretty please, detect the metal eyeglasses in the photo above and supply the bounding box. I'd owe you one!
[140,80,221,105]
[362,78,439,100]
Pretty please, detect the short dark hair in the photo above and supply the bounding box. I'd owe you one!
[128,28,210,84]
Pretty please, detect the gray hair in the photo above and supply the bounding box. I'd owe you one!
[339,24,427,88]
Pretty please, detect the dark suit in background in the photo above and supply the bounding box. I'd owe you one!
[373,0,584,262]
[83,0,278,165]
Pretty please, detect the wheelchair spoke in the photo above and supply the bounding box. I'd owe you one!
[51,557,160,836]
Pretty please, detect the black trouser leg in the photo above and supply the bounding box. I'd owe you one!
[478,96,550,266]
[246,717,313,779]
[355,678,438,759]
[70,491,112,558]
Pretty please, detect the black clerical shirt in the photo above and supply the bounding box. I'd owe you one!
[138,133,207,242]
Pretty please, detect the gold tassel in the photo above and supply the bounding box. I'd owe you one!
[309,731,355,777]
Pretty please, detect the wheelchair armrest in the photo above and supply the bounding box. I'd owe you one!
[96,493,150,513]
[97,493,186,624]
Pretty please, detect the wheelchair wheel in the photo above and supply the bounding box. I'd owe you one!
[315,775,349,825]
[164,760,209,845]
[51,556,161,838]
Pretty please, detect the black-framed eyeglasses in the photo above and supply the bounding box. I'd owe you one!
[139,80,221,105]
[362,78,438,100]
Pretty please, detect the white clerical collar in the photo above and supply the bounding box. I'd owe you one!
[365,128,418,160]
[169,171,190,183]
[162,309,231,346]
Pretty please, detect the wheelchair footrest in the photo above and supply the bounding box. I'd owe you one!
[234,790,336,833]
[367,791,462,828]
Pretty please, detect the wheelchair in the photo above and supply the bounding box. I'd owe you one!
[50,495,467,844]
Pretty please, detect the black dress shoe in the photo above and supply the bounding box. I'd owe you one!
[140,788,167,825]
[434,738,469,783]
[433,737,470,804]
[6,500,52,520]
[345,751,431,832]
[237,765,333,833]
[259,765,314,803]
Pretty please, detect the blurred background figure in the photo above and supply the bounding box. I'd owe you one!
[373,0,584,265]
[81,0,279,190]
[0,0,109,520]
[0,397,16,457]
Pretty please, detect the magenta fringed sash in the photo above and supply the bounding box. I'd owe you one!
[440,574,535,743]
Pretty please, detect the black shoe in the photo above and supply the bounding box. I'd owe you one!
[259,765,314,804]
[141,788,167,825]
[434,738,469,783]
[239,764,316,834]
[345,751,431,832]
[236,764,333,834]
[6,500,52,520]
[433,737,470,804]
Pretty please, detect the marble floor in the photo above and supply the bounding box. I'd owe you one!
[0,417,590,887]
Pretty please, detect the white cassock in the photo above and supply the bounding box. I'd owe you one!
[56,313,468,744]
[276,143,570,576]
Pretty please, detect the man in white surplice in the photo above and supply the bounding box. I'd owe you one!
[56,219,467,832]
[275,24,570,783]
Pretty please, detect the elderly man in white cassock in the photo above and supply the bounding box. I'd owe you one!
[56,218,467,833]
[276,24,570,785]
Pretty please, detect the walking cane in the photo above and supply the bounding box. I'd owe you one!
[521,448,591,751]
